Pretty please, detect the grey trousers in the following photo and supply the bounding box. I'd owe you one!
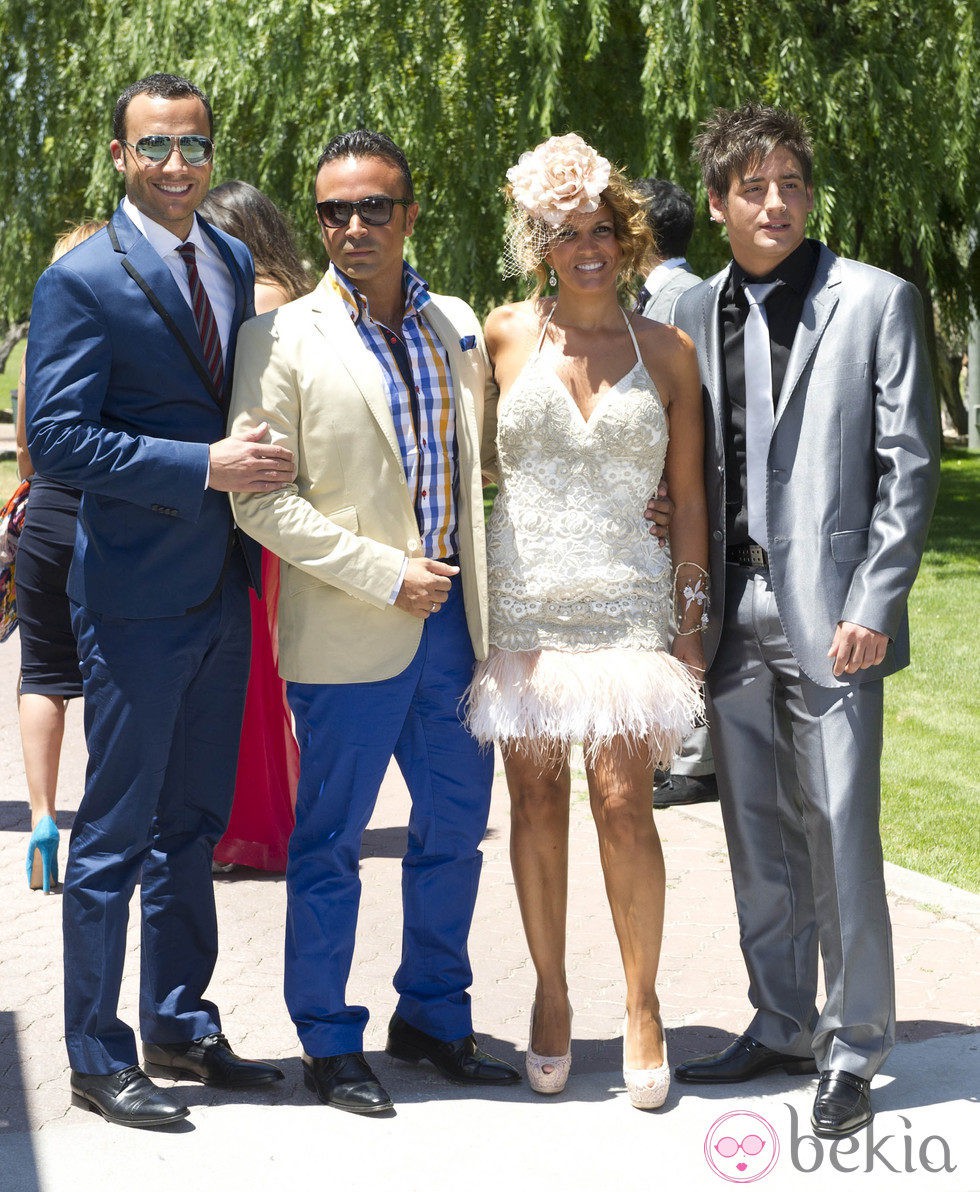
[671,724,714,776]
[706,566,895,1079]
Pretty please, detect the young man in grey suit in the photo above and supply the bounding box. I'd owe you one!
[635,178,717,808]
[667,104,939,1138]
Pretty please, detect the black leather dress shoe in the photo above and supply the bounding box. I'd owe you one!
[70,1066,189,1128]
[811,1070,872,1137]
[653,772,719,808]
[143,1033,283,1087]
[302,1052,393,1114]
[386,1012,521,1085]
[675,1034,817,1084]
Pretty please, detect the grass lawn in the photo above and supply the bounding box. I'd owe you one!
[1,338,26,413]
[880,448,980,891]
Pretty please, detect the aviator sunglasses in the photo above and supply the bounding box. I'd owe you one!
[316,195,411,229]
[121,134,214,166]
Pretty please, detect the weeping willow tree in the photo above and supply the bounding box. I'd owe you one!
[636,0,980,429]
[0,0,643,319]
[2,0,978,421]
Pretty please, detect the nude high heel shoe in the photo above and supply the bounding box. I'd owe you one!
[622,1012,670,1110]
[26,815,60,893]
[526,1001,572,1094]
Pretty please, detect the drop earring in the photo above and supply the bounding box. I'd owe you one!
[549,268,557,288]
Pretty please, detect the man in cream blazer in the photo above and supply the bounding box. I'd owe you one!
[668,105,939,1139]
[229,130,517,1115]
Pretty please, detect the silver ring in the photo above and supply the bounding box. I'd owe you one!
[430,602,437,612]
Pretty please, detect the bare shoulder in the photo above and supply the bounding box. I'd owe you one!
[254,279,291,315]
[629,313,699,408]
[485,300,547,357]
[631,312,696,360]
[485,300,540,339]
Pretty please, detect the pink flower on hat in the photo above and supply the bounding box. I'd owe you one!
[506,134,612,227]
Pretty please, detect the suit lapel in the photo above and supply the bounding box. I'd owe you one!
[309,280,404,467]
[418,298,476,461]
[775,245,840,424]
[109,205,222,406]
[699,268,730,452]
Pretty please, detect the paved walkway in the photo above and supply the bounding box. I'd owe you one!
[1,629,977,1191]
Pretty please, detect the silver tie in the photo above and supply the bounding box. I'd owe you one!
[743,281,780,550]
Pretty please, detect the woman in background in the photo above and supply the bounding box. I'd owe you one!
[16,220,106,891]
[198,181,312,870]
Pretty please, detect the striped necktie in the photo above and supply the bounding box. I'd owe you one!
[177,242,224,393]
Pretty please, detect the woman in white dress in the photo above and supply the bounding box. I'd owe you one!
[468,136,709,1108]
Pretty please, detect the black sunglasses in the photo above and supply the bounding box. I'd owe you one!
[121,134,214,166]
[315,195,411,229]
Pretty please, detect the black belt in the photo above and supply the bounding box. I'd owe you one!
[438,554,460,567]
[727,543,770,568]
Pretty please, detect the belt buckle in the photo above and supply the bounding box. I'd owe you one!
[748,544,766,567]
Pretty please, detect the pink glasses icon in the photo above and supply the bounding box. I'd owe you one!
[715,1135,767,1158]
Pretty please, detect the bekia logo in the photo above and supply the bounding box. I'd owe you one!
[704,1105,958,1180]
[704,1110,780,1183]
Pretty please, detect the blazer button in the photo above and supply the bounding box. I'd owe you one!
[408,538,420,550]
[712,530,723,542]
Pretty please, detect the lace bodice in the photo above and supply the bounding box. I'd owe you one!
[487,309,673,653]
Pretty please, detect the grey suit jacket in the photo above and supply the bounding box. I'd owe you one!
[673,243,940,689]
[641,262,702,323]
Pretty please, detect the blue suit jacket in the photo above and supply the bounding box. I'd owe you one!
[26,203,260,618]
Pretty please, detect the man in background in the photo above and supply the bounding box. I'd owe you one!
[636,177,718,808]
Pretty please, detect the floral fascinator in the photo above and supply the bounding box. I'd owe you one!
[502,133,611,277]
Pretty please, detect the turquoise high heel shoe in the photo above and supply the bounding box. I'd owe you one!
[26,815,60,893]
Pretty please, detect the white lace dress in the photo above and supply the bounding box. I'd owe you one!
[467,309,702,765]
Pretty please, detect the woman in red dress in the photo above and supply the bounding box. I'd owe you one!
[199,182,313,870]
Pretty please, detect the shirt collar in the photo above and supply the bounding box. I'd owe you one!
[643,258,687,293]
[121,196,213,263]
[731,238,819,296]
[327,260,431,327]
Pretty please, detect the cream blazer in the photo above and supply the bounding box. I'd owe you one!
[228,275,498,684]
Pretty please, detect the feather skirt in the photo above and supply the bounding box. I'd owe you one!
[466,645,703,769]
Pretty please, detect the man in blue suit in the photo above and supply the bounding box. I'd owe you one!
[26,73,293,1128]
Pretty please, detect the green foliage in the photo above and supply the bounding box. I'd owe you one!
[1,0,978,328]
[881,450,980,891]
[637,0,980,331]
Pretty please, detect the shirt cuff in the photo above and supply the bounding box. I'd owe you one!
[387,556,409,604]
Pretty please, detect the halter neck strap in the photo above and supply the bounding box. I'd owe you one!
[535,305,641,366]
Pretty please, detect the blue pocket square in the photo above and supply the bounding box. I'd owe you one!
[459,334,477,351]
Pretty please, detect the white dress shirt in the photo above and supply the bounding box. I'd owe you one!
[641,256,688,299]
[122,196,235,361]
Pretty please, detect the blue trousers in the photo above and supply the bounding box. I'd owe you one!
[285,577,493,1057]
[64,565,250,1074]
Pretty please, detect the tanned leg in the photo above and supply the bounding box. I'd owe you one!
[586,739,666,1069]
[504,744,572,1061]
[18,692,68,826]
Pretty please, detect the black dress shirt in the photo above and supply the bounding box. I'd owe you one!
[720,238,821,546]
